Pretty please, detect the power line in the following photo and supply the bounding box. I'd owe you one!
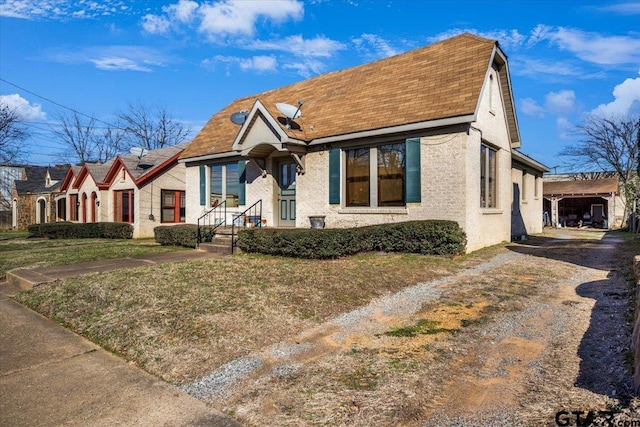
[0,78,118,129]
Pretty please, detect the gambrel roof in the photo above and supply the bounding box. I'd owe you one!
[181,33,518,161]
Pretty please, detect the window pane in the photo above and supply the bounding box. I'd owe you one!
[226,163,239,207]
[378,143,405,206]
[488,148,496,208]
[210,165,223,207]
[122,191,130,223]
[346,148,370,207]
[179,191,186,222]
[480,145,497,208]
[163,191,175,208]
[480,146,486,208]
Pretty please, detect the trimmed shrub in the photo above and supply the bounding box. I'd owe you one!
[154,224,198,248]
[27,222,133,239]
[236,220,466,259]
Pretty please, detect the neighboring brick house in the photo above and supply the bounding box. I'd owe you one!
[59,144,187,238]
[11,165,70,229]
[179,33,548,252]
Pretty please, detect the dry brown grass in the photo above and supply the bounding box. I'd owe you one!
[14,246,500,385]
[16,229,619,426]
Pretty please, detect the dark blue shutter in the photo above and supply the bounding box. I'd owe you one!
[199,165,206,206]
[329,148,340,204]
[238,160,246,206]
[405,138,421,203]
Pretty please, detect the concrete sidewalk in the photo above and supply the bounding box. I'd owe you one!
[6,249,220,290]
[0,255,240,427]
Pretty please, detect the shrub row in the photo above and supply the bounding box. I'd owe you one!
[27,222,133,239]
[154,224,198,248]
[236,220,466,259]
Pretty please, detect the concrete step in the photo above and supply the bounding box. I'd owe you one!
[198,241,233,254]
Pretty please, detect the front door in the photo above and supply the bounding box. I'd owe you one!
[277,160,296,227]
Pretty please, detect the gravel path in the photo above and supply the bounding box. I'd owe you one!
[183,228,637,426]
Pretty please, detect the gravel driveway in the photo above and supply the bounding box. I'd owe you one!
[184,228,637,426]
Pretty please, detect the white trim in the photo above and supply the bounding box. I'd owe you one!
[309,115,475,146]
[35,196,47,224]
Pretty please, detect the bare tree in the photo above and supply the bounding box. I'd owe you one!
[118,102,190,150]
[51,111,97,165]
[94,127,126,163]
[561,115,640,225]
[0,102,28,164]
[561,115,640,185]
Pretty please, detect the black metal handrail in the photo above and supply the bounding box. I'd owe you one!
[196,201,227,247]
[231,200,262,253]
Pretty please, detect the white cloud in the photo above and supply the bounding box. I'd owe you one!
[166,0,198,23]
[207,55,277,73]
[249,35,345,58]
[239,55,277,72]
[597,2,640,14]
[46,45,168,72]
[556,117,575,140]
[282,58,325,78]
[591,77,640,117]
[89,57,152,72]
[428,28,526,51]
[0,0,131,20]
[0,94,47,121]
[198,0,303,37]
[141,14,171,34]
[352,34,400,59]
[520,98,545,117]
[528,25,640,66]
[545,90,576,114]
[510,56,606,80]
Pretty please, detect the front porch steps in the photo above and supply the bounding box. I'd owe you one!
[197,228,237,255]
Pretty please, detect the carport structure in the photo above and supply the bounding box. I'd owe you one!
[543,178,619,229]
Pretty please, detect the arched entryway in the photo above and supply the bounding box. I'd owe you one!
[36,197,47,224]
[81,193,88,223]
[90,192,98,223]
[12,198,18,228]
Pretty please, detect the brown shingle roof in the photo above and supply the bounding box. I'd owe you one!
[543,178,619,196]
[181,33,497,160]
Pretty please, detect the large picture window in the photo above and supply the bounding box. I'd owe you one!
[345,143,406,207]
[161,190,185,223]
[211,163,240,207]
[480,144,497,208]
[114,189,134,223]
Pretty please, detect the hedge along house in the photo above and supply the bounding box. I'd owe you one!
[180,33,548,252]
[59,144,187,238]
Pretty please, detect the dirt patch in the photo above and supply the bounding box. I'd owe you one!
[13,229,640,426]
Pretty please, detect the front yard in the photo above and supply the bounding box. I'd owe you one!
[0,236,187,278]
[9,230,640,426]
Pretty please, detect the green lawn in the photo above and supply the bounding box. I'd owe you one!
[0,237,187,278]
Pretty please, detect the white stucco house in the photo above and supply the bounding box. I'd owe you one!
[59,144,187,238]
[179,33,548,253]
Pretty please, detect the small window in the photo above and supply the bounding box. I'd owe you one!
[480,144,497,208]
[161,190,186,223]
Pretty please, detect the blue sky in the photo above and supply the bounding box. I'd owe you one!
[1,0,639,171]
